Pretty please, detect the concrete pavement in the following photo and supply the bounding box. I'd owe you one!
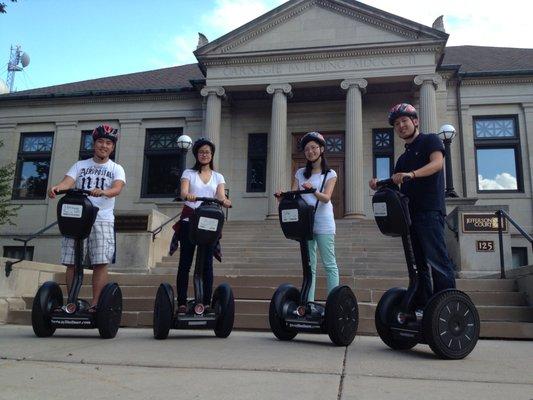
[0,325,532,400]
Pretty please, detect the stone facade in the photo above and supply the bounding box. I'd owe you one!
[0,0,532,269]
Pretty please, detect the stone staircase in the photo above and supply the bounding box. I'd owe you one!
[6,220,533,339]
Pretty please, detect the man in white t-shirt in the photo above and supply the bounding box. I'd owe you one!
[48,124,126,310]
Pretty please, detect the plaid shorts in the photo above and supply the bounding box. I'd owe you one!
[60,221,115,266]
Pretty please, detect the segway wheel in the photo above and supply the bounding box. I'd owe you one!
[212,283,235,338]
[324,286,359,346]
[96,282,122,339]
[375,288,418,350]
[31,281,63,337]
[423,290,480,359]
[153,283,175,340]
[268,284,299,341]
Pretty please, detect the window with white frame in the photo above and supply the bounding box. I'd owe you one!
[474,116,522,192]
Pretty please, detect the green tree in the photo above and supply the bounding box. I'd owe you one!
[0,0,17,14]
[0,139,20,225]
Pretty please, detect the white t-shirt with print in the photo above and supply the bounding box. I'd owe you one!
[181,169,226,211]
[294,168,337,234]
[66,158,126,222]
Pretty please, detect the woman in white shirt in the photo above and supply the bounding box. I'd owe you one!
[176,138,231,313]
[282,131,340,304]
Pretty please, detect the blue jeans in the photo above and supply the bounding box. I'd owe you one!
[410,210,456,305]
[307,233,340,302]
[176,221,214,306]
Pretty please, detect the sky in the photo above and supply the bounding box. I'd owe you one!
[0,0,531,92]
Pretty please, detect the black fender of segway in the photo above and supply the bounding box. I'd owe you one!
[157,282,175,314]
[212,283,232,308]
[273,283,299,316]
[325,285,355,302]
[35,281,62,314]
[424,288,466,308]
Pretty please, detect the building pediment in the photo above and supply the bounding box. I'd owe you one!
[195,0,448,65]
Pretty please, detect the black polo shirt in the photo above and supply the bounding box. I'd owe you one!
[394,133,446,215]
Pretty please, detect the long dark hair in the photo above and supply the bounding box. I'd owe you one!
[192,159,215,172]
[303,152,330,179]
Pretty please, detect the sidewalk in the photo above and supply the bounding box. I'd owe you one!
[0,325,531,400]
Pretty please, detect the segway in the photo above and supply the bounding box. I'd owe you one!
[372,178,480,359]
[153,197,235,339]
[269,189,358,346]
[31,189,122,339]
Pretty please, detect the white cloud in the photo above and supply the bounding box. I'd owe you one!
[368,0,533,48]
[202,0,286,36]
[478,173,517,190]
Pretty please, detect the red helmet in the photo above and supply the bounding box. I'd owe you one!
[92,124,119,143]
[388,103,418,126]
[299,131,326,151]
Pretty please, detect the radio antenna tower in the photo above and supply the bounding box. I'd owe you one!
[6,45,30,92]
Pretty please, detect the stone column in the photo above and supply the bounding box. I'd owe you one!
[266,83,292,218]
[341,78,367,218]
[521,103,533,223]
[414,74,442,133]
[200,86,225,166]
[118,119,142,207]
[46,121,79,224]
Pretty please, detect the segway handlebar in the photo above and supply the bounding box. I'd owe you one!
[55,188,93,196]
[274,188,316,199]
[376,176,412,189]
[194,197,232,208]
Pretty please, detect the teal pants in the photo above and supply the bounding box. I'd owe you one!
[307,233,339,302]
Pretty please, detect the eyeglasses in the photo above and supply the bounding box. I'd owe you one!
[304,145,321,153]
[198,151,212,155]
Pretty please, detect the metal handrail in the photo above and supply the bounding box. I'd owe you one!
[4,220,59,277]
[496,209,533,279]
[148,212,182,242]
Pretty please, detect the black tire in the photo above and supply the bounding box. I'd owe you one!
[325,286,359,346]
[423,290,480,359]
[212,283,235,338]
[153,283,174,340]
[96,282,122,339]
[31,281,63,337]
[268,284,299,341]
[375,287,418,350]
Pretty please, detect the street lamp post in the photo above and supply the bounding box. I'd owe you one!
[438,124,459,198]
[176,134,193,199]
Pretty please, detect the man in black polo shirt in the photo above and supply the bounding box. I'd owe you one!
[369,103,456,306]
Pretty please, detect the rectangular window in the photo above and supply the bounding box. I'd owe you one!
[474,116,522,192]
[13,132,54,199]
[141,128,184,197]
[3,246,34,261]
[79,130,115,160]
[372,128,394,181]
[246,133,268,192]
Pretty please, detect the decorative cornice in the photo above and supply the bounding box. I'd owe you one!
[266,83,292,95]
[221,1,316,53]
[200,86,226,97]
[0,93,199,107]
[218,0,426,54]
[340,79,368,91]
[55,121,78,128]
[460,77,533,86]
[414,74,443,87]
[317,0,418,39]
[119,119,143,125]
[202,44,442,67]
[0,124,17,131]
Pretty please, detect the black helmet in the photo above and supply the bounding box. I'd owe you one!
[299,131,326,151]
[192,137,215,158]
[387,103,418,126]
[92,124,119,143]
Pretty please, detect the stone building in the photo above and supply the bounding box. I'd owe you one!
[1,0,532,270]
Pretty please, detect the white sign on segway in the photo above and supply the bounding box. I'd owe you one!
[281,209,299,222]
[373,202,388,217]
[198,216,219,231]
[61,204,83,218]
